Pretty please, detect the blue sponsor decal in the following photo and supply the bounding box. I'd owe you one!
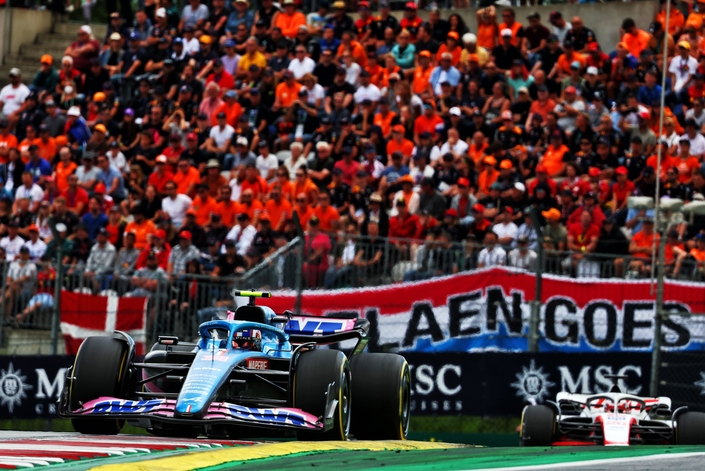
[224,404,309,427]
[92,399,163,414]
[285,319,347,336]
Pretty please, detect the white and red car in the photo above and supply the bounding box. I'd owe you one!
[521,376,705,446]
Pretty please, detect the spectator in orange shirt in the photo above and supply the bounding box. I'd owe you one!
[274,70,302,111]
[240,163,269,200]
[124,207,157,250]
[238,188,264,222]
[629,218,658,275]
[192,183,220,226]
[313,192,340,233]
[528,85,556,124]
[387,124,415,161]
[337,31,368,69]
[373,97,399,139]
[437,32,463,67]
[657,0,685,37]
[0,120,18,164]
[216,185,238,229]
[54,147,77,192]
[293,192,314,228]
[265,184,293,231]
[674,140,700,184]
[274,0,306,38]
[498,7,524,48]
[621,18,650,59]
[553,40,586,78]
[477,155,499,197]
[414,104,444,143]
[541,131,570,177]
[411,51,434,96]
[212,90,243,127]
[173,155,201,197]
[147,155,175,195]
[291,166,319,205]
[202,159,228,197]
[34,125,56,162]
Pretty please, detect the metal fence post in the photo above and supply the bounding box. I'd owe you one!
[650,216,668,397]
[293,212,304,315]
[50,239,62,355]
[528,207,545,353]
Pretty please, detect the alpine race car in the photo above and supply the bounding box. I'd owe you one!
[520,375,705,446]
[58,291,411,440]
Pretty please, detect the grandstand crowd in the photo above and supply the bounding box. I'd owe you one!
[1,0,705,308]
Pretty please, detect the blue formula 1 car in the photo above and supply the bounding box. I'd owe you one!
[58,291,411,440]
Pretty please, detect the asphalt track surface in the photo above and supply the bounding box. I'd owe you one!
[1,431,705,470]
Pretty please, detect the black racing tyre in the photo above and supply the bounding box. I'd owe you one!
[676,411,705,444]
[70,336,128,435]
[349,353,410,440]
[294,349,350,441]
[520,405,555,446]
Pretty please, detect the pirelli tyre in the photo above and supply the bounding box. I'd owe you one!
[69,336,128,435]
[294,349,351,441]
[520,405,556,446]
[676,411,705,445]
[349,353,411,440]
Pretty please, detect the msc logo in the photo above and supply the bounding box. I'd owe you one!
[91,399,163,414]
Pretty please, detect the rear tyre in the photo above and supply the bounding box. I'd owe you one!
[349,353,410,440]
[520,405,555,446]
[70,336,128,435]
[294,349,350,441]
[676,411,705,444]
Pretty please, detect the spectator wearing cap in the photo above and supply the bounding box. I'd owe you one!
[135,228,171,271]
[274,0,305,38]
[274,69,303,111]
[168,229,201,276]
[492,28,523,74]
[449,177,476,222]
[493,206,519,246]
[668,41,698,99]
[553,39,585,80]
[389,195,419,247]
[31,54,59,96]
[64,25,100,73]
[22,225,46,262]
[225,0,255,40]
[527,85,556,126]
[542,208,567,251]
[556,86,584,133]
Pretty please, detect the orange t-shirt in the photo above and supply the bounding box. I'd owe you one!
[622,30,651,59]
[273,11,306,38]
[217,200,238,228]
[265,198,293,230]
[657,9,685,36]
[54,161,78,192]
[690,247,705,263]
[556,52,586,74]
[238,199,264,221]
[192,195,219,226]
[337,41,368,68]
[477,22,497,51]
[685,12,704,31]
[499,21,523,47]
[240,176,269,200]
[33,137,56,162]
[313,205,340,233]
[468,142,489,164]
[675,156,700,183]
[529,99,556,121]
[378,66,401,90]
[374,111,397,138]
[386,138,414,159]
[212,102,243,128]
[436,44,462,66]
[414,114,444,138]
[291,179,319,204]
[124,219,157,250]
[173,167,201,197]
[19,138,33,163]
[632,231,658,259]
[201,175,227,198]
[0,133,18,163]
[275,81,303,108]
[412,66,433,95]
[646,154,678,180]
[478,169,498,195]
[148,170,175,193]
[293,206,314,229]
[542,144,569,177]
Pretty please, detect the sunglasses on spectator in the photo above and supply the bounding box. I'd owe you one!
[296,198,306,202]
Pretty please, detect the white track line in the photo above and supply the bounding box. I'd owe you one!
[0,444,146,455]
[465,451,705,471]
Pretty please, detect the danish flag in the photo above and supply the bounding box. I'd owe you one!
[60,291,148,355]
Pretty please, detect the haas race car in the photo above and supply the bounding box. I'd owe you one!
[521,375,705,446]
[58,291,411,440]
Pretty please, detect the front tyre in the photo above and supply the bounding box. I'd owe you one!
[349,353,411,440]
[676,411,705,444]
[69,336,128,435]
[294,349,351,441]
[520,405,555,446]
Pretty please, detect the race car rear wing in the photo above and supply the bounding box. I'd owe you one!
[284,315,370,356]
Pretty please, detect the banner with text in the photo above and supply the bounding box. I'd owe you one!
[266,268,705,352]
[0,356,73,419]
[403,352,652,416]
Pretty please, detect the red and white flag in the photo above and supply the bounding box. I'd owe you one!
[60,291,148,355]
